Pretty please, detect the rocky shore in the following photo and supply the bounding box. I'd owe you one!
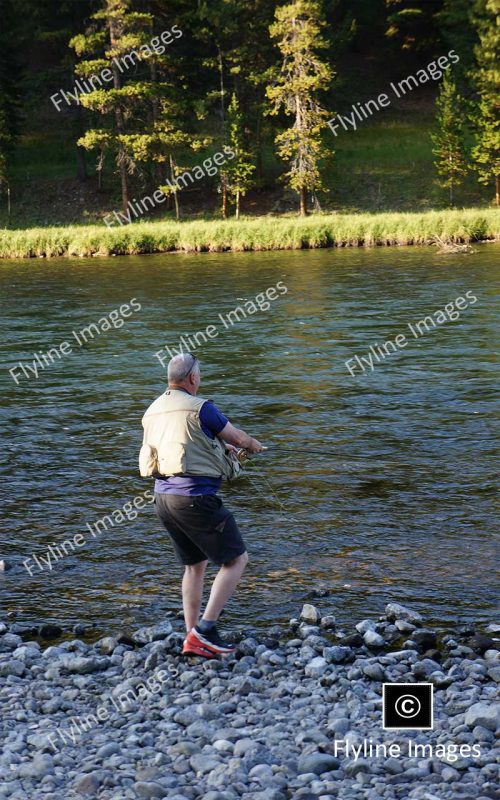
[1,602,498,800]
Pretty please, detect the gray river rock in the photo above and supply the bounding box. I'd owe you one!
[0,602,498,800]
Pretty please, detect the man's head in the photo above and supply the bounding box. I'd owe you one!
[167,352,201,394]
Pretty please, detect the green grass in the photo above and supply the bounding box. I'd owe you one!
[327,115,485,212]
[0,208,498,259]
[324,107,493,212]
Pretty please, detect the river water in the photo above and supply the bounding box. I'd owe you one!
[1,245,498,635]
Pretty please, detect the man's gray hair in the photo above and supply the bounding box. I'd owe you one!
[168,353,199,383]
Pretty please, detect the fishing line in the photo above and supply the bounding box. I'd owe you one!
[236,447,351,531]
[235,449,304,526]
[242,470,301,523]
[240,470,333,557]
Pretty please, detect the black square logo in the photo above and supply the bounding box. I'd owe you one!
[383,683,433,730]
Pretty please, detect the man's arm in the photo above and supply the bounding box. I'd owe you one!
[218,421,264,453]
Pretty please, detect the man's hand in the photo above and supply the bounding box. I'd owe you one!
[245,438,264,454]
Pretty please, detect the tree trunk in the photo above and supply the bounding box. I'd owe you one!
[217,44,225,135]
[293,17,308,218]
[236,190,240,219]
[221,177,228,219]
[149,28,162,191]
[97,149,104,191]
[169,154,180,220]
[118,155,129,214]
[110,15,129,214]
[496,175,499,207]
[299,186,307,216]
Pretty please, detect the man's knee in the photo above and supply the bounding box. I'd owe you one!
[224,551,248,568]
[185,559,208,573]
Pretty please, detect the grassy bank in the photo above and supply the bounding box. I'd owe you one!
[0,208,499,259]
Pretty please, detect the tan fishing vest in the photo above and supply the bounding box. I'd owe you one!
[140,389,237,479]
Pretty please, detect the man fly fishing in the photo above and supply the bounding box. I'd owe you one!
[140,353,264,659]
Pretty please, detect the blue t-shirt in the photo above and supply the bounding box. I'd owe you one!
[154,399,229,496]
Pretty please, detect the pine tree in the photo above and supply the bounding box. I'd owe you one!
[266,0,333,216]
[70,0,155,212]
[223,0,276,186]
[70,0,189,214]
[223,94,255,219]
[195,0,238,218]
[470,0,500,205]
[472,97,500,205]
[431,75,468,206]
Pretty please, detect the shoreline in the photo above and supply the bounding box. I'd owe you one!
[0,208,499,260]
[1,601,498,799]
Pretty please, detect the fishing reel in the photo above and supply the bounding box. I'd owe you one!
[236,448,251,464]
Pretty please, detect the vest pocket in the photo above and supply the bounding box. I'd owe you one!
[158,442,187,476]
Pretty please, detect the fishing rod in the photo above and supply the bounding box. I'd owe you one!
[260,445,338,457]
[239,445,411,462]
[240,445,366,458]
[237,445,421,466]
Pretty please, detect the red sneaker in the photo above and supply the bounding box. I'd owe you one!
[182,625,236,658]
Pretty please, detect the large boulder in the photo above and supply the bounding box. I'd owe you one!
[297,752,340,775]
[61,655,110,674]
[385,603,423,626]
[132,621,173,645]
[300,604,321,624]
[363,630,386,648]
[464,702,499,731]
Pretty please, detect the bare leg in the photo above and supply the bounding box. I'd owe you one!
[182,560,208,632]
[203,552,249,621]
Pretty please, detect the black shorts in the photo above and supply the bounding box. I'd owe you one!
[154,493,247,567]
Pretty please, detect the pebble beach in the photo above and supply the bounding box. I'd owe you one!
[1,602,499,800]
